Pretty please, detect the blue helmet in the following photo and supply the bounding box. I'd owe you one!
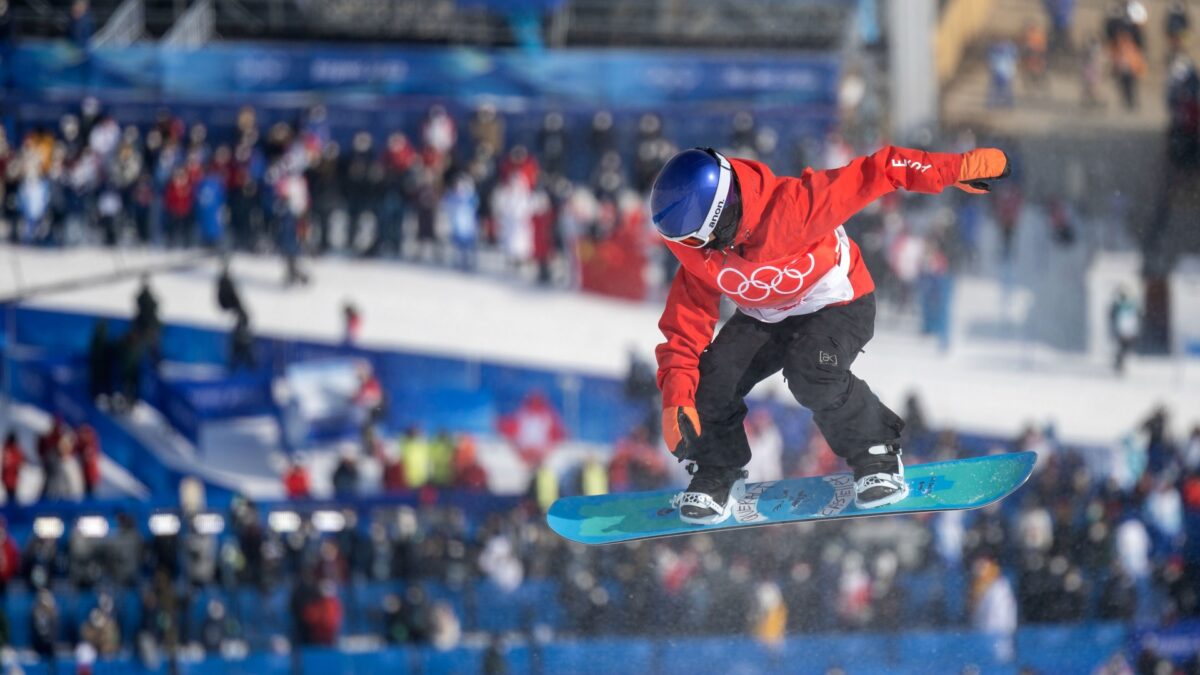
[650,148,738,249]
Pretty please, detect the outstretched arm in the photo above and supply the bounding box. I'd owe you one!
[776,145,1007,246]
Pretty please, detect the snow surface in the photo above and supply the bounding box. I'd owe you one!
[119,404,286,500]
[1,244,1197,450]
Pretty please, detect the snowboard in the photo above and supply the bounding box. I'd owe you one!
[547,451,1036,545]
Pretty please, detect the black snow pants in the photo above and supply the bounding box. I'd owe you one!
[689,293,904,469]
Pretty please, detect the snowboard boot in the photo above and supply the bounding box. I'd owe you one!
[850,444,910,509]
[670,464,748,525]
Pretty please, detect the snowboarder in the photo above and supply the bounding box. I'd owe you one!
[650,145,1009,524]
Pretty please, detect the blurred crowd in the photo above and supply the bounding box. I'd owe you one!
[0,96,1055,316]
[988,0,1194,113]
[1,400,1197,671]
[0,417,101,506]
[280,427,491,502]
[0,100,675,299]
[279,386,667,508]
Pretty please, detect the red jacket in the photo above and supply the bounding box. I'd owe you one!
[655,146,963,408]
[0,535,19,584]
[609,435,667,491]
[164,176,194,218]
[283,466,311,499]
[302,595,343,646]
[2,441,23,492]
[76,431,101,489]
[355,375,383,410]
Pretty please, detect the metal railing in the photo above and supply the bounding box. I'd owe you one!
[561,0,850,49]
[11,0,851,49]
[91,0,144,48]
[161,0,214,47]
[167,0,845,48]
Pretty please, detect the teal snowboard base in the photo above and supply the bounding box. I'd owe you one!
[547,451,1036,545]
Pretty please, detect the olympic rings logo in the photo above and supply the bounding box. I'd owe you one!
[716,254,817,302]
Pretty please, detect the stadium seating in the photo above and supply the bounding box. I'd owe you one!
[0,601,1137,675]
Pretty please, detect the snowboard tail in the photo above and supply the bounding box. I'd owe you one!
[547,451,1036,546]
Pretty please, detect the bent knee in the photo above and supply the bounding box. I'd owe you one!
[784,336,852,409]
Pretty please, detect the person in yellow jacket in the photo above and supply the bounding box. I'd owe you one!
[399,427,432,489]
[753,581,787,648]
[579,454,609,497]
[534,464,559,512]
[429,430,456,486]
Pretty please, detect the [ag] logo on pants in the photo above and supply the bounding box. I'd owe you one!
[716,253,816,302]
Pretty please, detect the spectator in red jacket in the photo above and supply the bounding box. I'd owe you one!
[499,145,539,191]
[0,517,20,592]
[385,132,418,175]
[381,457,406,493]
[609,425,668,492]
[531,185,556,285]
[2,432,24,501]
[452,435,489,492]
[361,426,405,493]
[75,425,101,498]
[301,580,343,646]
[164,166,195,247]
[342,302,361,345]
[283,458,311,499]
[353,363,384,429]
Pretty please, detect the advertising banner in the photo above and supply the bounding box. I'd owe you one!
[10,43,839,108]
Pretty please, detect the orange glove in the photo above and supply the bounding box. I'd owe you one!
[662,406,701,460]
[955,148,1010,194]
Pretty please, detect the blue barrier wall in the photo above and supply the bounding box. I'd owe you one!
[4,304,659,446]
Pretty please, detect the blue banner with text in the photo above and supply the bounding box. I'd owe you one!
[9,42,839,108]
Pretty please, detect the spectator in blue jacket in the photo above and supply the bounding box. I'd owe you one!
[196,162,227,248]
[443,173,480,271]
